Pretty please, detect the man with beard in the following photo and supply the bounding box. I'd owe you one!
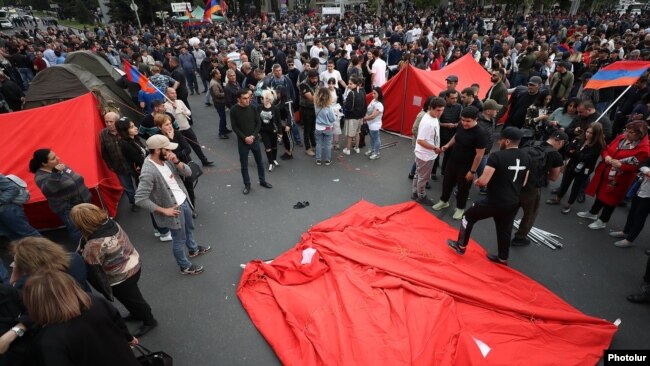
[299,69,321,156]
[447,127,530,266]
[500,76,543,129]
[431,90,462,180]
[483,68,508,107]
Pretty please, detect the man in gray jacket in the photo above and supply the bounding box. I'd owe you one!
[135,135,211,275]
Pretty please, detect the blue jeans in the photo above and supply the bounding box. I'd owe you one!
[369,130,381,154]
[291,124,302,144]
[118,174,136,204]
[237,138,266,187]
[476,154,489,177]
[215,104,228,134]
[315,129,333,161]
[18,68,33,90]
[170,200,198,269]
[185,70,199,93]
[58,209,82,246]
[0,204,41,240]
[513,73,529,87]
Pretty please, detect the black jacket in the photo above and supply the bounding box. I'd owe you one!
[344,88,367,119]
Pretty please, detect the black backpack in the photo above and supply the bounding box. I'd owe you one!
[523,141,554,188]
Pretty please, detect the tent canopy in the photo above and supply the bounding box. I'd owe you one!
[23,63,142,124]
[380,55,492,136]
[238,200,617,365]
[0,93,122,229]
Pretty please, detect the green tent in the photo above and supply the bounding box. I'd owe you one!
[174,6,227,23]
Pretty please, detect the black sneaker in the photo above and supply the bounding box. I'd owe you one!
[180,264,204,275]
[486,253,508,265]
[511,237,530,246]
[133,319,158,337]
[189,245,212,258]
[324,160,331,166]
[408,173,415,180]
[417,196,435,206]
[447,239,466,255]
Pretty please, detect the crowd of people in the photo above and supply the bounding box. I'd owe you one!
[2,1,650,364]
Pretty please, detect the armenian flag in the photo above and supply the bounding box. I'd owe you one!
[203,0,221,22]
[220,0,228,16]
[122,59,156,94]
[585,61,650,90]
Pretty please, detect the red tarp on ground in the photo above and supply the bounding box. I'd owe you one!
[380,54,492,137]
[0,93,122,229]
[238,200,617,366]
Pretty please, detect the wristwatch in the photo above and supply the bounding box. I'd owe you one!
[11,326,25,337]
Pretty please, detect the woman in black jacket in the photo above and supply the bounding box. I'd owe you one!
[154,113,196,209]
[546,122,606,214]
[116,117,172,240]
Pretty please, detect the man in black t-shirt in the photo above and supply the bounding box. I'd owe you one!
[432,91,462,179]
[432,106,487,220]
[511,131,567,246]
[448,127,530,265]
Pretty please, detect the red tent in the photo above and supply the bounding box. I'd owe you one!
[238,200,617,365]
[380,54,492,136]
[0,93,123,229]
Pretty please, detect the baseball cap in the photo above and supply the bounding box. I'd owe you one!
[446,75,459,82]
[146,135,178,150]
[550,130,569,142]
[500,127,523,141]
[528,76,543,86]
[482,99,502,111]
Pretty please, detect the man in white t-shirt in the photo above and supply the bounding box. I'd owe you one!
[135,135,212,275]
[369,49,387,87]
[412,97,445,205]
[319,59,347,89]
[310,40,324,60]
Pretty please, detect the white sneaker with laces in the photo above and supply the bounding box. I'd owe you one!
[364,149,373,156]
[159,232,172,242]
[354,147,361,154]
[369,153,380,160]
[577,211,598,220]
[269,164,274,172]
[588,219,606,230]
[342,148,351,155]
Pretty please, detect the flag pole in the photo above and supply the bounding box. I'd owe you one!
[594,84,632,123]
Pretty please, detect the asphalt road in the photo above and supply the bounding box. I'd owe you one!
[4,90,650,365]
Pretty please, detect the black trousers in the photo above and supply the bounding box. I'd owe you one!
[432,144,452,176]
[624,195,650,242]
[112,269,156,325]
[300,107,316,149]
[589,198,616,223]
[440,164,472,209]
[557,170,589,205]
[457,201,519,260]
[181,128,209,163]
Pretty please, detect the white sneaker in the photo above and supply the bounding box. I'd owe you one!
[364,149,373,156]
[269,164,274,172]
[153,231,161,237]
[452,208,464,220]
[609,231,627,238]
[577,211,598,220]
[342,148,351,155]
[354,147,361,154]
[273,160,279,166]
[588,219,606,230]
[159,232,172,242]
[614,239,634,248]
[432,200,450,211]
[369,153,380,160]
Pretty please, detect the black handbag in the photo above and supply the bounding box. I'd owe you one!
[187,161,203,188]
[134,344,173,366]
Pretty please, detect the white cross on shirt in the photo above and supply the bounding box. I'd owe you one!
[508,158,526,182]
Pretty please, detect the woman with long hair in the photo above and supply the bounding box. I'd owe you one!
[23,271,140,366]
[314,86,337,166]
[578,120,650,230]
[154,113,196,213]
[546,97,579,130]
[363,86,384,160]
[70,203,158,337]
[28,149,92,245]
[259,89,283,172]
[116,117,172,241]
[546,122,606,213]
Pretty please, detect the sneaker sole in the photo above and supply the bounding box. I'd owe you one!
[180,269,204,275]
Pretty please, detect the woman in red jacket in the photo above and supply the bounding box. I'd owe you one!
[578,120,650,229]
